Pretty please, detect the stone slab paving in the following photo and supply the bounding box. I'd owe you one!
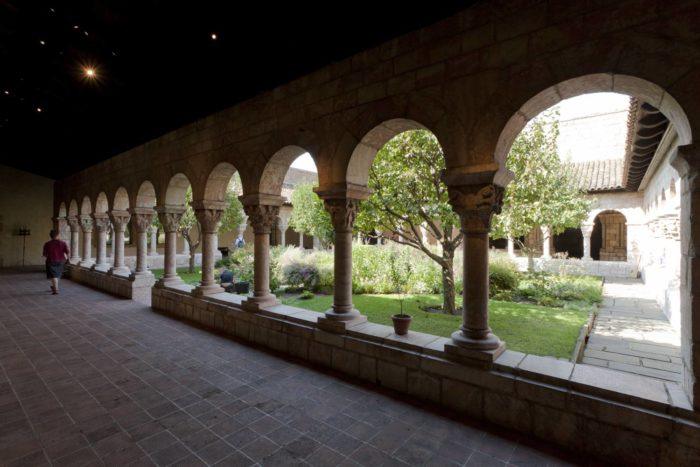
[582,278,682,382]
[0,271,583,466]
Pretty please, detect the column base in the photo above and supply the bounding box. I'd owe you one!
[192,284,225,297]
[317,308,367,333]
[91,263,110,273]
[79,260,94,268]
[108,266,131,277]
[242,294,280,312]
[446,330,505,368]
[154,276,184,289]
[70,257,81,265]
[129,271,155,288]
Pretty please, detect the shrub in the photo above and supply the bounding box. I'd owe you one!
[489,253,520,296]
[299,290,314,300]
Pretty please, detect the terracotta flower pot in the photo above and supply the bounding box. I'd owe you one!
[392,314,412,335]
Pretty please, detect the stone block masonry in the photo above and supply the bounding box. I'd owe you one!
[151,284,700,465]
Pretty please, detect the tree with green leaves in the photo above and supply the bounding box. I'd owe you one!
[179,187,200,273]
[289,183,334,247]
[355,130,462,315]
[491,110,592,269]
[219,187,245,236]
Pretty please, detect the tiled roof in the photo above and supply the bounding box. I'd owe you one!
[281,167,318,201]
[566,159,625,192]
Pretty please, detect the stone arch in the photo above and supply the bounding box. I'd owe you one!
[80,196,92,215]
[345,118,445,187]
[203,162,237,202]
[135,181,157,208]
[68,199,79,218]
[493,74,693,186]
[258,146,316,196]
[164,173,192,207]
[113,187,130,211]
[95,192,109,214]
[591,210,627,262]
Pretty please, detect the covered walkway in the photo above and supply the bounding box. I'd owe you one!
[582,279,681,382]
[0,271,578,466]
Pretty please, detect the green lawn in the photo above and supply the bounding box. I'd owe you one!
[282,293,588,359]
[150,268,202,285]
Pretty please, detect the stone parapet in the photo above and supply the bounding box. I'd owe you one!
[66,264,153,303]
[151,285,700,466]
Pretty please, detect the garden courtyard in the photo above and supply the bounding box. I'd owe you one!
[152,244,600,360]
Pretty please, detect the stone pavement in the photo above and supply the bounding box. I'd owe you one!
[0,271,582,466]
[582,278,682,382]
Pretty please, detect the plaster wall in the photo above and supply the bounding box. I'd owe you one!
[0,165,54,267]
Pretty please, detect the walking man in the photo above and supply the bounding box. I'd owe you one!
[43,229,70,294]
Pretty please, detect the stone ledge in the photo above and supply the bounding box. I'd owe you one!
[145,285,700,465]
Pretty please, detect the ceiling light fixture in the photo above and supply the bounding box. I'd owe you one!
[211,33,218,40]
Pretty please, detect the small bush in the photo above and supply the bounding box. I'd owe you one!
[299,290,314,300]
[488,252,520,297]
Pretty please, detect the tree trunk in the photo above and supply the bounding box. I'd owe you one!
[189,246,195,274]
[440,245,457,315]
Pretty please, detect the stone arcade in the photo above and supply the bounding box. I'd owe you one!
[49,2,700,464]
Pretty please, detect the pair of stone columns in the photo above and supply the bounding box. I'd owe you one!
[67,217,81,264]
[108,210,131,275]
[91,214,111,271]
[155,207,185,287]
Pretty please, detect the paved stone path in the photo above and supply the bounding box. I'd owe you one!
[0,271,581,466]
[582,278,682,382]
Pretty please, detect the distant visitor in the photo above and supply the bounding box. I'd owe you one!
[42,229,70,295]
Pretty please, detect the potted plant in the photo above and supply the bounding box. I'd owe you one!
[389,252,412,335]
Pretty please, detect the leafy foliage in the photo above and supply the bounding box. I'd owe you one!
[491,111,592,256]
[219,175,245,234]
[355,130,461,314]
[179,187,201,273]
[288,183,334,247]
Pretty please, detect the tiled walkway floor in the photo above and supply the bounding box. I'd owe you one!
[0,271,582,466]
[582,278,682,382]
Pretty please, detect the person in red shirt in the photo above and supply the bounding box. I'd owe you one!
[43,230,70,295]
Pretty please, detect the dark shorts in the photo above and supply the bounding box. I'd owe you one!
[46,262,64,279]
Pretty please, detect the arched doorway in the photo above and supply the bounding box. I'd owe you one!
[591,210,627,261]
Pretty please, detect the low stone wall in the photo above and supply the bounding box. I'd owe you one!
[66,265,154,302]
[152,286,700,465]
[512,257,639,278]
[120,252,217,270]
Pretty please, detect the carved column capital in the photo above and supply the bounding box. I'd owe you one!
[92,214,110,232]
[79,215,94,233]
[323,198,360,233]
[68,217,80,232]
[129,208,155,234]
[447,183,504,234]
[191,201,226,234]
[109,210,131,232]
[243,204,280,234]
[156,207,185,233]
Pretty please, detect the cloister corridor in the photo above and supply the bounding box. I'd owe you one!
[0,270,579,466]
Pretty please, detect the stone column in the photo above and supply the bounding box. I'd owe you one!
[581,223,594,260]
[79,215,94,267]
[67,217,81,264]
[149,226,158,256]
[192,201,226,296]
[129,208,154,278]
[507,237,515,257]
[670,145,700,409]
[107,223,114,259]
[109,211,131,275]
[92,214,110,271]
[240,196,283,310]
[445,181,504,360]
[316,186,370,331]
[182,236,190,255]
[299,232,305,249]
[541,225,552,259]
[278,220,287,247]
[155,207,185,287]
[313,236,321,250]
